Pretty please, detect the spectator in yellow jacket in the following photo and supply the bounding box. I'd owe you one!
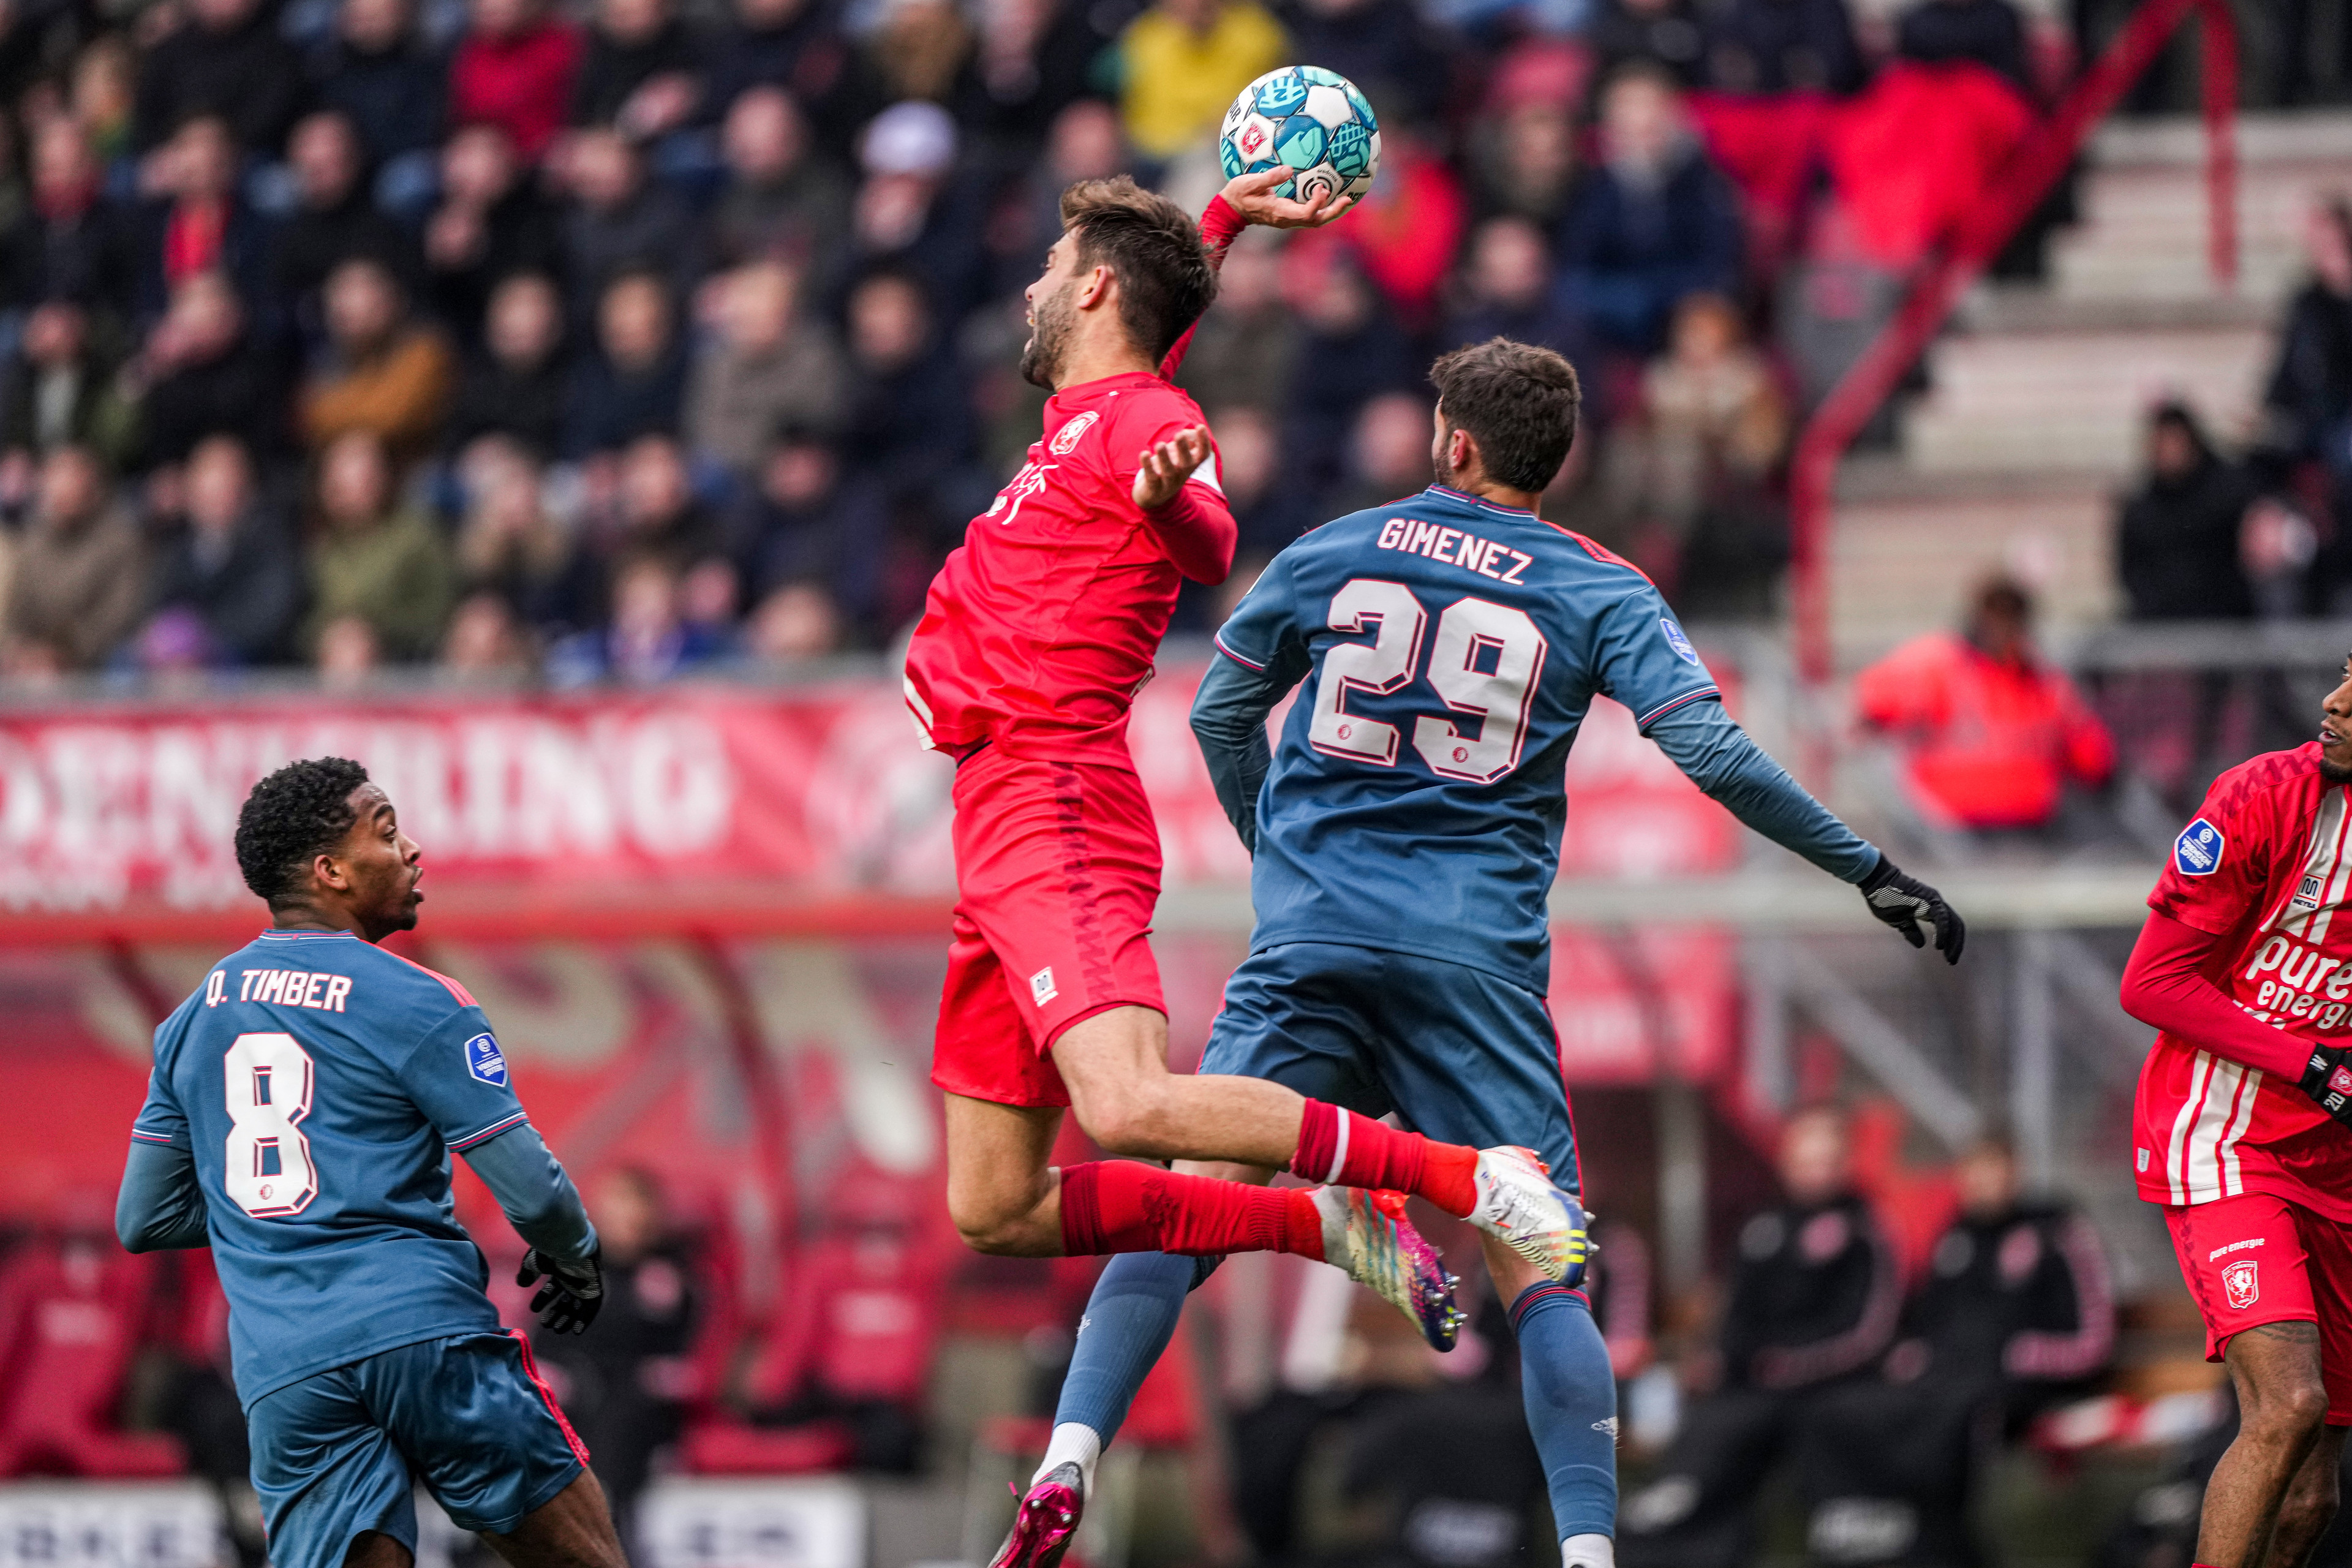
[1117,0,1286,162]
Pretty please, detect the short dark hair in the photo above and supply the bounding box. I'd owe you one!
[1060,176,1217,364]
[235,757,371,903]
[1429,337,1581,493]
[1972,575,2034,622]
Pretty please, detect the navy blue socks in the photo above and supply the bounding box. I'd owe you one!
[1510,1281,1619,1550]
[1039,1250,1195,1486]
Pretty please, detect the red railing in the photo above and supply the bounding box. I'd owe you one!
[1787,0,2239,683]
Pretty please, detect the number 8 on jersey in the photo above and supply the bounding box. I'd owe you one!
[224,1031,320,1217]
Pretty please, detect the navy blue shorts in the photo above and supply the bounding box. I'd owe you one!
[1200,941,1581,1193]
[247,1330,586,1568]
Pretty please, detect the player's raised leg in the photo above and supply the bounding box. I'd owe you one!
[941,1089,1461,1340]
[1063,1003,1589,1272]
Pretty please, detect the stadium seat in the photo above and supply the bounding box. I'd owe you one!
[0,1238,186,1478]
[679,1166,952,1474]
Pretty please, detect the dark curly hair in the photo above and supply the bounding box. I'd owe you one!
[235,757,371,903]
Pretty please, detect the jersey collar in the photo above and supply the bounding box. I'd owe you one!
[1053,369,1166,402]
[1425,483,1537,519]
[258,928,362,941]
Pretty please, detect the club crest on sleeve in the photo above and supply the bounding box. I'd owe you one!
[1660,619,1701,665]
[2174,818,2225,876]
[1050,410,1098,455]
[464,1033,508,1087]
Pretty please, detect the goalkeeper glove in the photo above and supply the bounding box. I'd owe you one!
[2302,1045,2352,1129]
[518,1244,604,1335]
[1860,854,1966,965]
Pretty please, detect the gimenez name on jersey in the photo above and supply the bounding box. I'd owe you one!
[1375,516,1535,584]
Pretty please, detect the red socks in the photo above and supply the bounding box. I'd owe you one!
[1051,1104,1489,1261]
[1289,1100,1480,1218]
[1058,1161,1325,1261]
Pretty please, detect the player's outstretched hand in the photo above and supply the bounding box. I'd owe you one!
[1219,167,1357,230]
[1859,854,1966,965]
[2302,1046,2352,1129]
[1133,426,1212,510]
[518,1245,605,1335]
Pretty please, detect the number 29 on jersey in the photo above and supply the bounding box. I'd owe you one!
[1309,579,1546,785]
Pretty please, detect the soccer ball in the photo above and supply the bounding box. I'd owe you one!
[1218,66,1381,206]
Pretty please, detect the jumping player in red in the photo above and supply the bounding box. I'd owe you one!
[904,173,1592,1373]
[2121,658,2352,1568]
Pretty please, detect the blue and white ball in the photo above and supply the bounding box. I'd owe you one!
[1218,66,1381,206]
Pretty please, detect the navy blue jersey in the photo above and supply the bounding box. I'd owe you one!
[130,930,529,1403]
[1213,483,1719,991]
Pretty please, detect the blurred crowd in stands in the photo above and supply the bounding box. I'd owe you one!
[0,0,2330,687]
[2116,201,2352,626]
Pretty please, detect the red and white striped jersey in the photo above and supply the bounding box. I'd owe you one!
[2135,744,2352,1221]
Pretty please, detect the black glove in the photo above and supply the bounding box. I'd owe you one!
[2302,1045,2352,1128]
[1860,854,1966,964]
[518,1245,603,1335]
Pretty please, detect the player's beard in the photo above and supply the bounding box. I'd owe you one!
[1020,279,1077,390]
[1430,420,1462,488]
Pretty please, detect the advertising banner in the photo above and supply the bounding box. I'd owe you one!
[0,666,1740,927]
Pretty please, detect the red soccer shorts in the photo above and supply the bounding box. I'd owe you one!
[930,745,1166,1109]
[2166,1192,2352,1423]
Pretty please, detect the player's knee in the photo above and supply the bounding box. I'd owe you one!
[1066,1080,1167,1159]
[946,1188,1030,1255]
[2247,1375,2331,1442]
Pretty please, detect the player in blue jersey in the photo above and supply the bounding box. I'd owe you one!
[115,758,622,1568]
[990,339,1966,1568]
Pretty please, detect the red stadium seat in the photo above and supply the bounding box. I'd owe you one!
[0,1238,185,1478]
[680,1165,953,1474]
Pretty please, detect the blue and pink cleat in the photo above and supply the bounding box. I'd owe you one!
[1311,1185,1466,1351]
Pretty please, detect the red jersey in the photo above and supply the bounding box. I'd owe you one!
[902,371,1232,763]
[2136,745,2352,1221]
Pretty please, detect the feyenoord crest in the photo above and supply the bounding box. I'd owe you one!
[2224,1258,2261,1311]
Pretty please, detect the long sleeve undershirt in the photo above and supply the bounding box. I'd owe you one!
[463,1121,598,1264]
[115,1139,210,1253]
[1158,196,1248,382]
[1141,482,1237,585]
[1189,650,1880,881]
[116,1121,597,1265]
[2120,910,2313,1081]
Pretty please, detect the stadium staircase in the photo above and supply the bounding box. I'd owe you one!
[1825,108,2352,663]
